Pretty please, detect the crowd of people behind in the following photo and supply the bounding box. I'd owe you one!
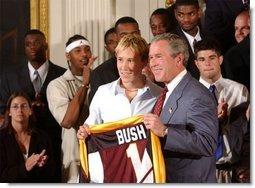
[0,0,250,183]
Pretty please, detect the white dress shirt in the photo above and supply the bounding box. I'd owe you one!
[199,76,249,113]
[182,26,202,53]
[28,60,49,84]
[199,75,249,165]
[85,78,162,126]
[164,69,187,107]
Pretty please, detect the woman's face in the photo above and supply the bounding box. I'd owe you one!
[9,96,32,123]
[116,48,146,85]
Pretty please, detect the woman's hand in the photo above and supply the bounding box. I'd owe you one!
[25,149,48,171]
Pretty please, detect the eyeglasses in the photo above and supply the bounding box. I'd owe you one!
[10,104,29,110]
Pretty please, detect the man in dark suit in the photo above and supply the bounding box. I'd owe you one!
[172,0,203,79]
[223,34,250,91]
[88,16,140,103]
[144,33,218,182]
[204,0,248,54]
[0,29,66,182]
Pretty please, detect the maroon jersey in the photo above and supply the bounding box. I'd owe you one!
[84,123,153,183]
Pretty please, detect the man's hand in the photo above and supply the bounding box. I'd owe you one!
[31,93,45,108]
[236,167,250,183]
[77,124,91,140]
[82,55,97,86]
[143,113,167,137]
[246,104,250,121]
[218,99,228,120]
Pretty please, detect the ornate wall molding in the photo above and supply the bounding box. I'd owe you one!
[30,0,49,42]
[165,0,175,8]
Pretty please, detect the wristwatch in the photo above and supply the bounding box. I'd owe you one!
[81,84,90,89]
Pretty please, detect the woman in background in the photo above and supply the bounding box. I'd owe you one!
[0,92,55,182]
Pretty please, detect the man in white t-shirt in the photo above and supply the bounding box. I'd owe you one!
[47,34,96,183]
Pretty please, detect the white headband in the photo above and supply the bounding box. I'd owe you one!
[65,39,91,53]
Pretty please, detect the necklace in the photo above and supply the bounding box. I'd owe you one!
[125,88,138,92]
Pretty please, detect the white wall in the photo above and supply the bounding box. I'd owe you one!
[49,0,165,69]
[49,0,67,68]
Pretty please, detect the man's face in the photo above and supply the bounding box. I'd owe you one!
[116,47,145,84]
[25,34,47,63]
[235,13,250,43]
[66,45,92,74]
[195,50,222,81]
[149,40,181,84]
[105,32,118,56]
[175,5,200,33]
[116,23,140,41]
[150,14,168,36]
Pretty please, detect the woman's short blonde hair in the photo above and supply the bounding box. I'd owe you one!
[115,34,149,62]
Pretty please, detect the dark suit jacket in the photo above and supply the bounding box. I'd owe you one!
[0,62,65,131]
[172,26,202,80]
[0,127,56,183]
[89,57,119,103]
[0,61,65,182]
[161,73,218,182]
[228,101,249,164]
[204,0,245,54]
[223,35,250,91]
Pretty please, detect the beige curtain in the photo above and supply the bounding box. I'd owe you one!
[64,0,115,68]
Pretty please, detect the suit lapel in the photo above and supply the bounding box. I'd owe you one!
[175,26,193,55]
[41,61,54,92]
[160,73,192,123]
[18,65,35,95]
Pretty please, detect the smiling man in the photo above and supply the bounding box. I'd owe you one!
[144,33,218,183]
[234,10,250,43]
[47,34,97,183]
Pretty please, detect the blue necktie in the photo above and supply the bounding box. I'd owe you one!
[209,85,217,103]
[209,85,223,160]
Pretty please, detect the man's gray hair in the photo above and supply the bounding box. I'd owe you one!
[151,33,189,67]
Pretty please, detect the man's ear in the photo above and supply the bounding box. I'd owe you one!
[65,53,70,61]
[195,59,199,68]
[176,53,185,66]
[219,55,223,65]
[138,29,141,36]
[105,45,110,52]
[44,42,48,50]
[198,8,202,18]
[174,9,178,19]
